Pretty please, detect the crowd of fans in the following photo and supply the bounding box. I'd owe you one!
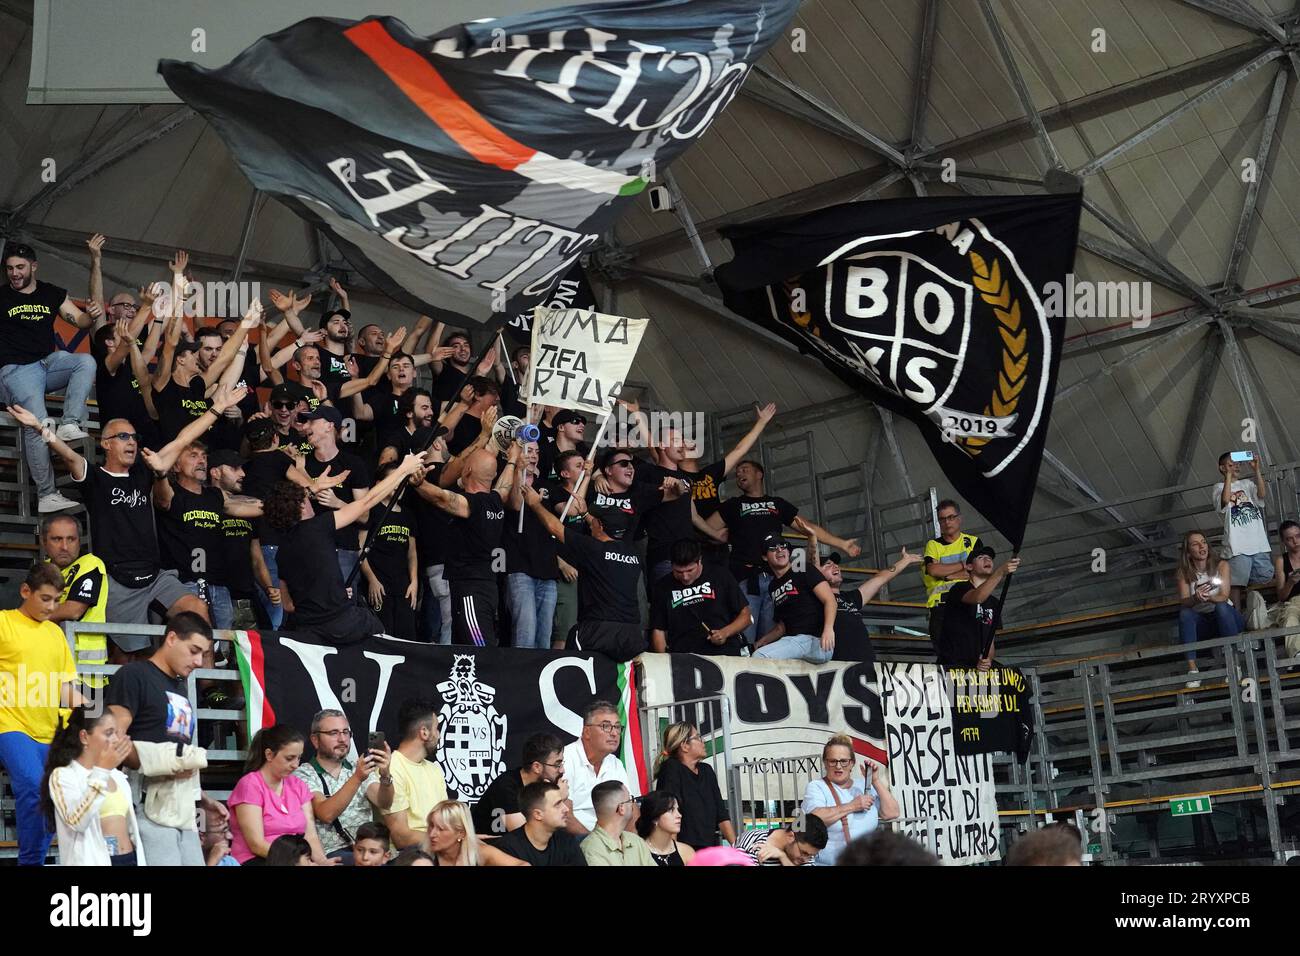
[0,234,1264,868]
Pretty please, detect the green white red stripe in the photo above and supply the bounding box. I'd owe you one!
[233,630,274,734]
[616,661,648,794]
[344,21,646,198]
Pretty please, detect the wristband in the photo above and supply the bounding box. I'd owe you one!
[381,352,393,360]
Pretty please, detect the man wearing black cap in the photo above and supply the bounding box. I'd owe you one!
[0,242,100,513]
[151,300,261,447]
[261,381,314,456]
[208,449,264,629]
[650,539,750,655]
[543,409,590,479]
[300,404,372,590]
[753,534,839,664]
[936,546,1021,669]
[524,482,646,661]
[811,544,922,665]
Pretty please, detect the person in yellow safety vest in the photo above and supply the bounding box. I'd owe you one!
[921,499,981,658]
[40,515,110,689]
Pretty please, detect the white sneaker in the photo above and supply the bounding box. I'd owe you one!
[1185,678,1202,689]
[55,422,88,441]
[37,491,80,513]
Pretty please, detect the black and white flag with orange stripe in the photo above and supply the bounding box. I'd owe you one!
[715,194,1082,547]
[160,3,798,322]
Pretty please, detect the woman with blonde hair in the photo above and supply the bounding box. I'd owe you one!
[425,800,527,866]
[654,721,734,848]
[801,734,899,866]
[1175,531,1242,688]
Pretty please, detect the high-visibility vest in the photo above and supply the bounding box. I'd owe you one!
[56,554,109,689]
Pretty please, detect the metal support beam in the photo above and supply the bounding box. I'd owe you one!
[636,276,808,357]
[661,169,712,273]
[850,169,908,202]
[1235,312,1300,354]
[876,407,915,499]
[1076,230,1208,302]
[1074,48,1283,177]
[745,64,908,167]
[1082,197,1219,309]
[1233,322,1298,461]
[908,0,941,154]
[1041,450,1152,545]
[917,163,1044,187]
[977,0,1063,170]
[1178,0,1289,42]
[1230,276,1300,308]
[908,173,928,197]
[6,108,197,226]
[1055,314,1216,402]
[1217,317,1274,464]
[1225,67,1289,289]
[1063,304,1207,357]
[619,264,703,286]
[230,189,264,284]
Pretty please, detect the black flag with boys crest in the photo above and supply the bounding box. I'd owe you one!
[715,194,1081,547]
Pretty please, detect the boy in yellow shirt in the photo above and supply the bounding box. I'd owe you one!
[0,563,84,864]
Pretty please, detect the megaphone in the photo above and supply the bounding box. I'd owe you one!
[491,415,541,454]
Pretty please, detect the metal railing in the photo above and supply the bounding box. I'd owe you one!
[638,693,740,837]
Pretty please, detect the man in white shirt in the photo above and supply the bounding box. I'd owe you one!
[561,700,640,834]
[1213,452,1272,613]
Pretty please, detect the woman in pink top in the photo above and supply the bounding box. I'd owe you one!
[229,725,335,865]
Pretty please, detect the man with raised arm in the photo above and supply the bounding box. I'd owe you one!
[0,241,101,513]
[8,384,249,637]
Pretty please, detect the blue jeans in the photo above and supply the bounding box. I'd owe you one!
[1178,604,1244,662]
[506,573,558,649]
[0,732,53,864]
[418,575,443,642]
[425,564,452,644]
[754,633,833,664]
[0,352,96,496]
[208,583,234,630]
[256,544,283,630]
[337,549,359,601]
[743,571,774,645]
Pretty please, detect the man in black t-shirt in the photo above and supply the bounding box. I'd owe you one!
[104,611,228,866]
[708,460,860,648]
[496,781,587,867]
[810,547,923,666]
[300,404,372,590]
[472,733,565,837]
[503,443,561,650]
[264,452,426,644]
[447,376,501,456]
[0,243,99,513]
[588,447,675,543]
[938,546,1021,668]
[10,389,247,642]
[650,539,750,655]
[524,483,645,662]
[151,304,258,447]
[207,449,261,629]
[753,534,838,664]
[412,420,518,647]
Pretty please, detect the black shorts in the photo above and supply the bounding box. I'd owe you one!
[571,620,644,662]
[450,579,498,647]
[296,604,384,646]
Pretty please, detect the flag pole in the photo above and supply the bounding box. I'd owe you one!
[516,401,535,534]
[557,407,614,522]
[978,548,1019,661]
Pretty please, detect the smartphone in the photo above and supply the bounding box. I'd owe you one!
[367,731,386,754]
[1230,451,1254,462]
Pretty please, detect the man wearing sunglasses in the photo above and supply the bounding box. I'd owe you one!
[9,385,248,638]
[753,533,839,664]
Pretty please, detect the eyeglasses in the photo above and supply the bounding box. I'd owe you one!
[766,543,789,552]
[588,721,624,734]
[110,302,138,311]
[105,431,139,442]
[610,460,634,468]
[271,400,296,410]
[685,734,704,744]
[541,759,564,770]
[938,514,960,522]
[315,728,352,738]
[825,758,853,767]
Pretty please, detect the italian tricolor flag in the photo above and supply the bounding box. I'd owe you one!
[616,660,648,796]
[233,630,274,735]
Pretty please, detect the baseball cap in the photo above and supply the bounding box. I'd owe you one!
[554,409,587,428]
[588,504,632,540]
[968,545,996,563]
[763,533,788,551]
[207,449,245,471]
[270,382,311,405]
[244,417,276,442]
[823,551,843,565]
[298,405,343,426]
[318,307,351,329]
[3,242,36,262]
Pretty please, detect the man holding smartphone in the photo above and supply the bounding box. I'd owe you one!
[294,709,394,864]
[1214,451,1272,614]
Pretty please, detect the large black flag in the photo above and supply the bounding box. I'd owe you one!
[160,2,798,323]
[715,194,1082,547]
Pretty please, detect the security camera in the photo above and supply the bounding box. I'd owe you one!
[648,185,674,213]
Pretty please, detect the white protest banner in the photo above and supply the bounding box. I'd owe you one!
[638,654,1001,865]
[528,307,649,415]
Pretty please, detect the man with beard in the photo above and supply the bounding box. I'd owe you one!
[206,449,267,631]
[0,242,100,513]
[294,708,393,864]
[472,732,571,837]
